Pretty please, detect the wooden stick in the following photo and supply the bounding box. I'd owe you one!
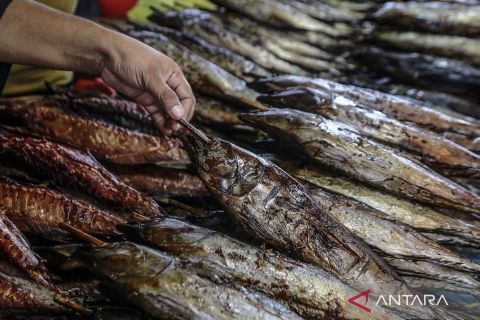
[59,223,107,247]
[157,198,209,218]
[178,119,211,143]
[130,212,150,222]
[54,294,92,314]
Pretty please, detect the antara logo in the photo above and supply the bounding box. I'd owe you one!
[347,289,372,313]
[347,289,448,313]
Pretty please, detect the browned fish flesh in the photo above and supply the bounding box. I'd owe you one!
[109,165,207,197]
[0,136,163,217]
[182,132,441,319]
[54,96,160,136]
[0,104,189,165]
[0,214,51,289]
[0,176,125,236]
[241,108,480,214]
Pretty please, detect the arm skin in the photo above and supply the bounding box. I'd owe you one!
[0,0,195,133]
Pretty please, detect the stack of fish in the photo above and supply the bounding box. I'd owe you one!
[0,0,480,319]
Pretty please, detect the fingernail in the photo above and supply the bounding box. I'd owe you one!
[170,104,184,120]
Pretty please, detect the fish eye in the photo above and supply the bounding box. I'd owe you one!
[198,141,238,179]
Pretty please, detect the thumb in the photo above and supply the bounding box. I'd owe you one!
[155,81,185,120]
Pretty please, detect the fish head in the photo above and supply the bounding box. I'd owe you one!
[76,242,172,277]
[249,75,309,93]
[182,131,265,197]
[240,108,321,133]
[119,218,213,254]
[258,86,332,112]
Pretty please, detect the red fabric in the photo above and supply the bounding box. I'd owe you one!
[74,78,117,97]
[99,0,138,18]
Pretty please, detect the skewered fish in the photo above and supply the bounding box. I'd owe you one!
[353,47,480,95]
[76,241,302,320]
[120,217,402,320]
[222,12,332,59]
[0,214,51,289]
[126,22,272,82]
[374,1,480,36]
[0,261,87,315]
[211,0,347,35]
[194,95,243,126]
[258,86,480,173]
[241,108,480,213]
[390,87,480,121]
[109,165,207,197]
[0,104,189,165]
[384,257,480,295]
[0,137,163,217]
[0,176,125,236]
[251,75,480,137]
[182,132,440,319]
[309,188,480,277]
[288,162,480,247]
[136,31,268,111]
[54,96,160,135]
[0,271,64,315]
[277,0,364,22]
[150,9,308,75]
[375,31,480,66]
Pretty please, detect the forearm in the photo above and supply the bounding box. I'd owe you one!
[0,0,115,74]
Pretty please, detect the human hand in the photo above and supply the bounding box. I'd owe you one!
[99,32,195,134]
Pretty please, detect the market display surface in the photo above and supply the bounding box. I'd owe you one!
[1,0,480,319]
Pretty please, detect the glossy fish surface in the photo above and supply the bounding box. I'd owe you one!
[241,108,480,213]
[0,137,163,217]
[258,86,480,173]
[76,242,302,320]
[120,217,402,320]
[183,133,440,319]
[251,75,480,137]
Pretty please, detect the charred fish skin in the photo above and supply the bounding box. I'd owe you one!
[0,214,51,289]
[194,95,243,126]
[55,96,161,136]
[144,33,268,111]
[0,176,125,236]
[250,75,480,137]
[375,31,480,67]
[76,242,302,320]
[125,22,272,82]
[182,134,440,319]
[120,217,403,320]
[211,0,346,35]
[352,47,480,95]
[373,1,480,37]
[0,104,189,165]
[0,273,64,315]
[241,108,480,213]
[149,9,308,75]
[258,86,480,172]
[0,137,163,217]
[290,163,480,248]
[309,188,480,277]
[109,165,207,197]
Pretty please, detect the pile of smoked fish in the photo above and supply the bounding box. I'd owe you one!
[1,0,480,319]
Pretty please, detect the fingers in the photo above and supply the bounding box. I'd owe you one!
[154,81,184,120]
[168,73,196,122]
